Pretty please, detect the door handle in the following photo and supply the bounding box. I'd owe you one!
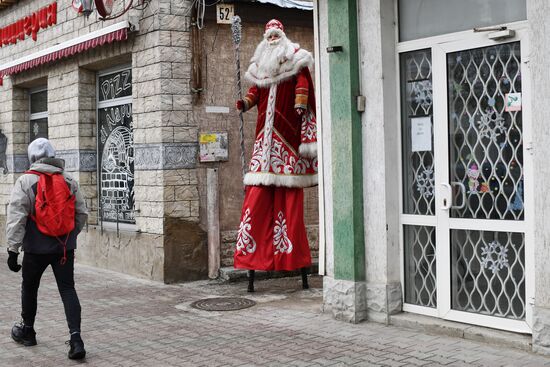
[451,181,466,210]
[441,183,452,210]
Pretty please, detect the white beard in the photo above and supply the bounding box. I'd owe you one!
[245,34,313,87]
[251,36,296,79]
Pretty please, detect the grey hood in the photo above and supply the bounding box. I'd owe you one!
[28,138,56,163]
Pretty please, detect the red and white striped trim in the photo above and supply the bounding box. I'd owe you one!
[0,21,131,86]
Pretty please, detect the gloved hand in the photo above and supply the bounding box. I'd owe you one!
[236,100,245,112]
[7,250,21,272]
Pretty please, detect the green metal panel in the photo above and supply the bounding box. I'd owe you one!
[327,0,365,281]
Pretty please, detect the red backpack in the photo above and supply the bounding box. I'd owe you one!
[26,170,76,264]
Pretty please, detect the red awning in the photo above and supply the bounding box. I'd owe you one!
[0,26,128,85]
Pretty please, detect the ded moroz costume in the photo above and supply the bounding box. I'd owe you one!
[234,19,317,290]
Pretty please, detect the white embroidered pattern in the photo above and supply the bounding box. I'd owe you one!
[236,208,256,255]
[261,84,278,172]
[273,211,293,254]
[270,139,291,174]
[249,139,263,172]
[249,133,318,176]
[300,109,317,142]
[271,140,312,174]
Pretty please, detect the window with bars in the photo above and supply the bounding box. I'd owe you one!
[29,89,48,142]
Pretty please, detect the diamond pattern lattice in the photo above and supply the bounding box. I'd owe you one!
[402,49,435,216]
[447,42,524,220]
[404,225,437,308]
[451,230,525,320]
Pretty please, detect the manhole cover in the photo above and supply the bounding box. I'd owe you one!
[190,297,256,311]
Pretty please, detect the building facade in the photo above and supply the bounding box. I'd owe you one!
[316,0,550,355]
[0,0,317,282]
[0,0,202,282]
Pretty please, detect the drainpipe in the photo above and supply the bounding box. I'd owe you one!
[207,168,220,279]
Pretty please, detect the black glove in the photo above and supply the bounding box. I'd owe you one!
[7,250,21,272]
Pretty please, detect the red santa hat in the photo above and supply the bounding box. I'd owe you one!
[263,19,285,39]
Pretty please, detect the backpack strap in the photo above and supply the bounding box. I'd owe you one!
[25,170,54,176]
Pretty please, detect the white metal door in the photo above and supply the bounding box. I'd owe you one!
[399,25,533,333]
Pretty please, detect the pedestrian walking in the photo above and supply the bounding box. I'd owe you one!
[234,19,318,292]
[6,138,88,360]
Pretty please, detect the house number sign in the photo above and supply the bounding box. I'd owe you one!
[216,4,234,24]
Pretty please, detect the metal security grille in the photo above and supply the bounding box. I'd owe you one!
[451,230,525,319]
[401,50,435,216]
[447,42,524,220]
[404,225,437,308]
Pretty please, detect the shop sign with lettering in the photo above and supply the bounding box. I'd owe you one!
[0,2,57,47]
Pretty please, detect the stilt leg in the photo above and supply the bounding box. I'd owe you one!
[247,270,255,293]
[301,267,309,289]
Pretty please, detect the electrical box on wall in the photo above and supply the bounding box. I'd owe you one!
[199,133,229,162]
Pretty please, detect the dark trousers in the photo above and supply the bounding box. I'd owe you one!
[21,250,81,334]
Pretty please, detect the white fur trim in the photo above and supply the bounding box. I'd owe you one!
[299,143,317,158]
[244,172,318,188]
[245,48,314,88]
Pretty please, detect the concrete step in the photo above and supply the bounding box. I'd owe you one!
[219,259,319,282]
[390,312,532,352]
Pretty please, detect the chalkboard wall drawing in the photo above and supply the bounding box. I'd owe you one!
[97,68,135,224]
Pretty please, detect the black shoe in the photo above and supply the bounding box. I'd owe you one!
[11,322,37,346]
[247,270,255,293]
[301,267,310,290]
[67,338,86,360]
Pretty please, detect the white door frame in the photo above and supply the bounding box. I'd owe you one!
[398,21,534,334]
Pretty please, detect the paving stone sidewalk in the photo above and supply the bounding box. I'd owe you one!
[0,252,549,367]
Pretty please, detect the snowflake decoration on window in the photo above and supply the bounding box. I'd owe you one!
[410,80,433,115]
[416,168,435,198]
[476,111,506,142]
[481,240,509,274]
[33,122,40,136]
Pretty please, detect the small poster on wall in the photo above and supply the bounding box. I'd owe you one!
[505,92,522,112]
[411,116,432,152]
[199,133,228,162]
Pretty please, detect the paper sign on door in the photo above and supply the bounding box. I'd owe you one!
[411,116,432,152]
[505,92,522,112]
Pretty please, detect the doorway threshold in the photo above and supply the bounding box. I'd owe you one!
[390,312,532,352]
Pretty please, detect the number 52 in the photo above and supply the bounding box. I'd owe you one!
[219,7,230,20]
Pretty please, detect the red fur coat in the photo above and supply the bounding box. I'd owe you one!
[242,48,318,188]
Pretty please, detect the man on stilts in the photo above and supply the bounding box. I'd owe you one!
[234,19,317,292]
